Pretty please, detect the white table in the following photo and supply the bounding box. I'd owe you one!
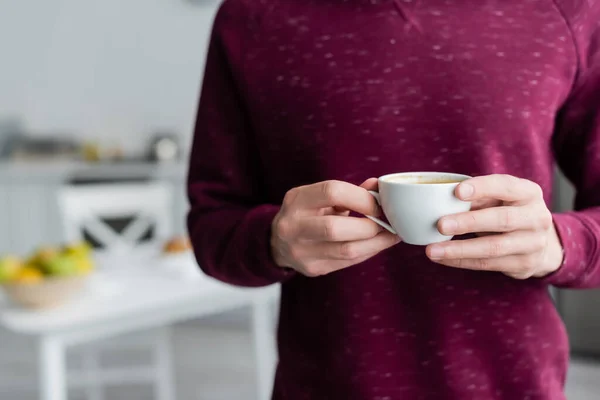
[0,253,279,400]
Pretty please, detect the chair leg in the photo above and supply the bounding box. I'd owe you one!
[251,300,277,400]
[82,346,104,400]
[39,336,67,400]
[153,327,176,400]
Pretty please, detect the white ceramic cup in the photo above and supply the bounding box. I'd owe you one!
[366,172,472,246]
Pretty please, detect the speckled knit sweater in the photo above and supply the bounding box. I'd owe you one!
[187,1,600,398]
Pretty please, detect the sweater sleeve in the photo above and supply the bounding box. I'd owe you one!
[186,0,295,287]
[545,16,600,288]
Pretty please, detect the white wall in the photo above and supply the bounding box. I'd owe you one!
[0,0,220,153]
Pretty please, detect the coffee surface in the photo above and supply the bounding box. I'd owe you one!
[385,176,463,184]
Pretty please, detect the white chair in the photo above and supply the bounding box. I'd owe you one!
[58,182,176,400]
[60,182,174,254]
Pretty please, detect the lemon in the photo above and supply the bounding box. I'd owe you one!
[63,241,93,258]
[74,256,95,275]
[29,246,60,268]
[14,267,43,284]
[0,256,22,283]
[44,255,79,277]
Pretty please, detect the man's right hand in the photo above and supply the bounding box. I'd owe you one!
[271,179,401,277]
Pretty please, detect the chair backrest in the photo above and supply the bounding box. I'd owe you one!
[58,182,174,252]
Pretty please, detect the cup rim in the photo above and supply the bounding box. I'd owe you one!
[378,172,472,186]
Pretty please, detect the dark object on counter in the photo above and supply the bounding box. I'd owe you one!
[10,135,80,161]
[0,118,25,158]
[148,132,181,162]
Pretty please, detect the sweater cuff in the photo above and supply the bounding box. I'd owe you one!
[542,212,598,287]
[243,204,297,284]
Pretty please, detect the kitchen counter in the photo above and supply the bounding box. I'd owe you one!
[0,160,187,182]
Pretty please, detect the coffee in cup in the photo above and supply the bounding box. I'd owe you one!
[384,176,464,185]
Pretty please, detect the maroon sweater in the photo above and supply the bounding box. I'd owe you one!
[188,1,600,398]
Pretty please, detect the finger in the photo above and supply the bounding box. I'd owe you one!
[431,254,535,278]
[327,178,377,215]
[359,178,379,191]
[296,216,384,241]
[456,175,542,203]
[295,233,400,276]
[426,231,545,261]
[310,232,400,261]
[293,180,381,216]
[438,205,537,235]
[300,254,372,276]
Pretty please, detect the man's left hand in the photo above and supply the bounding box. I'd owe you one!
[426,174,564,280]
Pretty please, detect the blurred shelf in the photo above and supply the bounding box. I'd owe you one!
[0,161,187,183]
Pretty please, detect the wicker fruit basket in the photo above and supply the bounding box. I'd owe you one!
[2,274,88,309]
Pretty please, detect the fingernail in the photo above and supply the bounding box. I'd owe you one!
[428,245,445,259]
[458,183,474,199]
[439,218,458,234]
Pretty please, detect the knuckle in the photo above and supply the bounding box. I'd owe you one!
[287,245,302,262]
[509,271,530,280]
[488,238,504,258]
[432,244,451,259]
[302,262,323,277]
[497,174,515,190]
[453,258,464,269]
[456,245,466,259]
[499,174,514,185]
[521,264,536,278]
[274,217,293,240]
[445,245,459,259]
[282,187,299,208]
[531,182,544,198]
[465,214,477,232]
[477,258,492,270]
[303,268,320,278]
[322,218,339,240]
[538,209,553,230]
[339,242,359,260]
[322,180,343,204]
[507,176,528,198]
[534,234,548,251]
[500,208,516,231]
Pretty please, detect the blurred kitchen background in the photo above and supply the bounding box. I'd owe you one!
[0,0,599,399]
[0,1,280,400]
[0,0,218,254]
